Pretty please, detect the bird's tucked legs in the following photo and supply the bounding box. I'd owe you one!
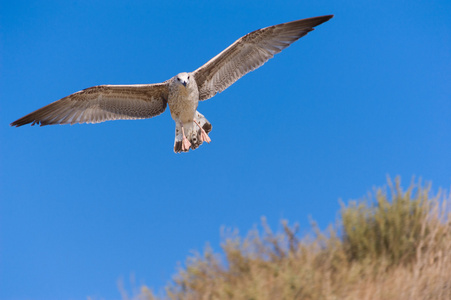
[194,120,211,143]
[181,125,191,151]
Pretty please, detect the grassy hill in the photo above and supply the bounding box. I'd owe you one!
[122,178,451,300]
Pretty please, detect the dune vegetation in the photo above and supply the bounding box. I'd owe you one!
[122,178,451,300]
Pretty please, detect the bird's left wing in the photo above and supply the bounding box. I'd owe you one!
[10,83,169,127]
[193,15,333,101]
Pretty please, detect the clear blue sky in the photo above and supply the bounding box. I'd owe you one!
[1,0,450,299]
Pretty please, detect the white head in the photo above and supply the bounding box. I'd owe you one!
[174,72,191,88]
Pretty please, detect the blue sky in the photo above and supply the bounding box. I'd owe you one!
[1,0,450,299]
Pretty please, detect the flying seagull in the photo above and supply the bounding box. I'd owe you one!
[11,15,333,153]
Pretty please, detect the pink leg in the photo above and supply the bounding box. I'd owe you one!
[194,120,211,143]
[181,125,191,151]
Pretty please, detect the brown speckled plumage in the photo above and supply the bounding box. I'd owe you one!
[11,15,333,153]
[10,84,169,126]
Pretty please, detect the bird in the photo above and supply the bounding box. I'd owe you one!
[10,15,333,153]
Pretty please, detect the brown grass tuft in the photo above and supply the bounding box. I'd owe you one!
[126,177,451,300]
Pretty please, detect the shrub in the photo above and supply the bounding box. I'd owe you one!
[341,177,439,266]
[124,178,451,300]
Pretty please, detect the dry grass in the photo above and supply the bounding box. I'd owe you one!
[123,178,451,300]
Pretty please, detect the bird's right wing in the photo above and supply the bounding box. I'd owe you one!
[193,15,333,101]
[10,83,169,127]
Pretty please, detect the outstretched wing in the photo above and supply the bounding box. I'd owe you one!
[193,15,333,101]
[10,83,169,127]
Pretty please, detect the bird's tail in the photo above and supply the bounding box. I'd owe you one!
[174,111,212,153]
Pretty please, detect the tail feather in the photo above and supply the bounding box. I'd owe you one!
[173,111,212,153]
[197,111,212,135]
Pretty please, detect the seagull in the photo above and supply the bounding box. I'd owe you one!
[11,15,333,153]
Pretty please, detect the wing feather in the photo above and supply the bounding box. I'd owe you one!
[193,15,333,101]
[10,83,169,127]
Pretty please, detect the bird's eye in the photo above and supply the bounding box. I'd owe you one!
[187,76,190,79]
[177,78,180,81]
